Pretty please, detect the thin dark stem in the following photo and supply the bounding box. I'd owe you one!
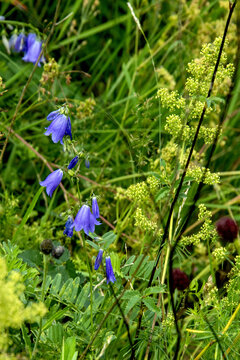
[109,283,134,357]
[131,2,237,358]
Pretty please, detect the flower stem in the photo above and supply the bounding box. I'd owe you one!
[31,254,48,359]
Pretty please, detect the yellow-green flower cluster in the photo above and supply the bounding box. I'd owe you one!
[198,125,219,144]
[146,175,160,194]
[185,38,234,97]
[77,98,96,119]
[165,114,190,140]
[126,181,149,203]
[187,166,220,185]
[181,204,217,246]
[40,58,59,85]
[134,207,157,232]
[162,312,174,329]
[212,246,228,262]
[0,257,46,352]
[156,88,186,112]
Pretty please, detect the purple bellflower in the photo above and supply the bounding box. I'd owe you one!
[22,33,44,66]
[9,34,18,50]
[45,108,72,144]
[73,204,101,235]
[63,217,74,238]
[40,169,63,197]
[106,257,116,284]
[94,249,103,270]
[14,33,26,52]
[85,159,90,168]
[68,156,79,170]
[92,197,100,219]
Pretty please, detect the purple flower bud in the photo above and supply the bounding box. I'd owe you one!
[45,109,72,144]
[63,217,74,238]
[73,204,101,235]
[171,268,190,291]
[68,156,79,170]
[216,216,238,243]
[106,256,116,284]
[92,197,100,219]
[94,249,103,270]
[39,169,63,197]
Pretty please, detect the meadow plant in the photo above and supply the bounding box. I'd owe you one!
[0,1,240,359]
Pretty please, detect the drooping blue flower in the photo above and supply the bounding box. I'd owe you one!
[92,197,100,219]
[39,169,63,197]
[22,33,44,66]
[94,249,103,270]
[106,257,116,284]
[85,159,90,168]
[14,33,26,52]
[63,217,74,238]
[68,156,79,170]
[73,204,101,235]
[45,109,72,144]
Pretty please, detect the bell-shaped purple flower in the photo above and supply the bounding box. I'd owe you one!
[39,169,63,197]
[45,109,72,144]
[94,249,103,270]
[63,217,74,238]
[85,159,90,168]
[14,33,26,52]
[68,156,79,170]
[106,257,116,284]
[92,197,100,219]
[73,204,101,235]
[22,33,44,66]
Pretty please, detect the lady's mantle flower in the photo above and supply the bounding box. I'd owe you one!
[106,257,116,284]
[63,217,74,238]
[94,249,103,270]
[22,33,44,66]
[92,197,100,219]
[73,204,101,235]
[68,156,79,170]
[40,169,63,197]
[45,108,72,144]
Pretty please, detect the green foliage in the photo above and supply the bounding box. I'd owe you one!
[1,0,240,359]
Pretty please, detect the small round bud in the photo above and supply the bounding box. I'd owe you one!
[171,268,190,291]
[52,246,65,259]
[40,239,54,255]
[216,216,238,243]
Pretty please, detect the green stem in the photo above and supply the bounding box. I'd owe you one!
[82,233,94,332]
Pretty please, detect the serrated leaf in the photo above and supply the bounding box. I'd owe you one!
[124,295,141,315]
[143,286,166,296]
[143,298,161,316]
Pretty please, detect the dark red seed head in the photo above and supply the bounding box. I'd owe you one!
[216,216,238,243]
[171,268,190,291]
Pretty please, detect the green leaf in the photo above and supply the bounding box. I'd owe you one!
[143,298,161,316]
[143,285,166,296]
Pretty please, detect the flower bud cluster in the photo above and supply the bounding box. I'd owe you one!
[134,207,157,232]
[40,58,59,85]
[156,88,186,112]
[181,205,217,246]
[146,175,160,194]
[187,166,220,185]
[212,247,228,262]
[126,181,149,203]
[76,98,96,119]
